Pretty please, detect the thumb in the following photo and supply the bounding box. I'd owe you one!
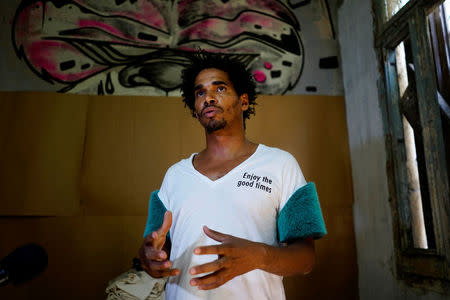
[152,211,172,250]
[203,226,228,243]
[157,211,172,238]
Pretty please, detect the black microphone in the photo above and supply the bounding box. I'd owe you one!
[0,243,48,286]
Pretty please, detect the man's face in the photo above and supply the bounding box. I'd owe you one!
[193,68,248,133]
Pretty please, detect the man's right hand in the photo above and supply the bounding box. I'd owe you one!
[139,211,180,278]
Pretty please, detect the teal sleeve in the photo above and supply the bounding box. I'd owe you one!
[143,190,169,238]
[277,182,327,243]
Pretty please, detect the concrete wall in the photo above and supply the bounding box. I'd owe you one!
[338,0,448,299]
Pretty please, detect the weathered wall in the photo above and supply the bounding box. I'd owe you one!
[1,0,342,96]
[0,92,357,299]
[338,0,448,299]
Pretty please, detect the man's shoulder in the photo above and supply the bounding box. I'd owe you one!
[258,144,298,162]
[164,152,196,175]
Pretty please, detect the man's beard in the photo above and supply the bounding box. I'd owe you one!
[198,105,227,133]
[204,118,227,133]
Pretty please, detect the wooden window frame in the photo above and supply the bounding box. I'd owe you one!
[374,0,450,291]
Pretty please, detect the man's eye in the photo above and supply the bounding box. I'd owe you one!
[196,91,205,97]
[217,86,226,92]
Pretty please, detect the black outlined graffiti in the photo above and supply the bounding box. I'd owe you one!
[12,0,308,95]
[287,0,310,9]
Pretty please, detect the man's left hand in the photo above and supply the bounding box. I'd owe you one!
[189,226,266,290]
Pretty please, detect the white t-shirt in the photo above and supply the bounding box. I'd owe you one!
[157,144,306,300]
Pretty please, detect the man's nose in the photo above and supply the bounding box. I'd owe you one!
[204,92,217,105]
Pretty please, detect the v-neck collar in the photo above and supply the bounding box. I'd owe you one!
[189,144,262,185]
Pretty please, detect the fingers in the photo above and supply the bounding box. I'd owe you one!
[194,244,227,255]
[139,250,180,278]
[140,239,180,278]
[144,246,168,261]
[157,211,172,237]
[194,226,236,255]
[141,262,180,278]
[145,211,172,250]
[203,226,228,243]
[190,270,229,290]
[143,232,161,248]
[190,257,227,275]
[156,268,180,278]
[147,260,173,271]
[143,233,154,245]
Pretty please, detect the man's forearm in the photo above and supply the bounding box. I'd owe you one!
[258,238,315,276]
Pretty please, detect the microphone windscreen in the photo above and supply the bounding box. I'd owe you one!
[1,243,48,285]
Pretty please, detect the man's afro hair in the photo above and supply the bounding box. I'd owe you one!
[181,51,257,122]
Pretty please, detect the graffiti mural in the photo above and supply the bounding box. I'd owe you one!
[8,0,340,95]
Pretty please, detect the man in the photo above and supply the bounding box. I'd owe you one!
[139,52,326,299]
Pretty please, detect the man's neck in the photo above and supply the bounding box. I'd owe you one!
[202,128,253,161]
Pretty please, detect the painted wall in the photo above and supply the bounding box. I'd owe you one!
[0,0,343,96]
[338,0,448,299]
[0,91,357,299]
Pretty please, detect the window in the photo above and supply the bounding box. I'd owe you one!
[374,0,450,290]
[387,0,411,20]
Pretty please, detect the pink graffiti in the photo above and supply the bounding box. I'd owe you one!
[13,0,304,94]
[28,40,105,82]
[180,19,222,39]
[14,2,43,43]
[134,1,166,29]
[73,0,167,31]
[178,0,297,28]
[253,70,266,83]
[264,62,272,69]
[179,12,284,43]
[240,14,276,28]
[78,19,135,41]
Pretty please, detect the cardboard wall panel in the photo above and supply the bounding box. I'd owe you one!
[0,92,87,216]
[0,216,146,299]
[79,96,204,216]
[246,95,357,300]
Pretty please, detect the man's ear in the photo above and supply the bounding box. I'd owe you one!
[240,93,249,111]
